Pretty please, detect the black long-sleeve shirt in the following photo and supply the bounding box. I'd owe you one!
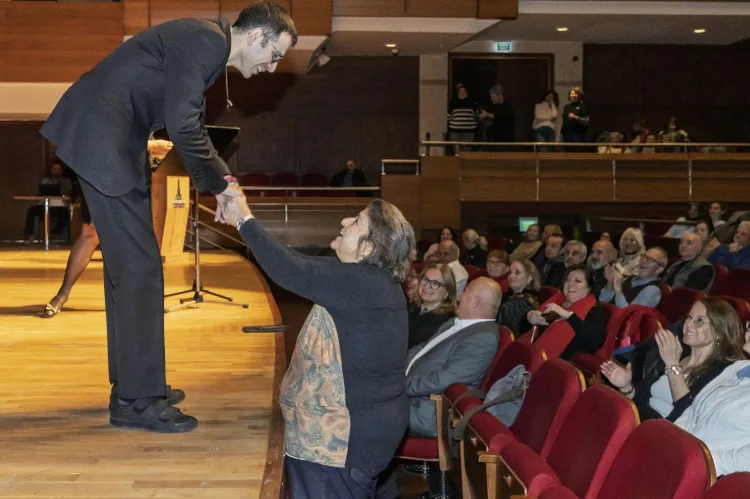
[239,218,409,470]
[560,304,610,360]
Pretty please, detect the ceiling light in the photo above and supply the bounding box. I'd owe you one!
[385,43,397,48]
[694,28,706,34]
[557,27,568,32]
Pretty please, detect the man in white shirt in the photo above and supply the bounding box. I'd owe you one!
[438,240,469,299]
[405,277,502,437]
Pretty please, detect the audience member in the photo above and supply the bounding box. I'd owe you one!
[527,264,609,359]
[438,240,469,299]
[616,227,645,276]
[480,85,515,144]
[588,239,617,298]
[695,220,720,259]
[561,86,590,148]
[600,247,667,308]
[709,201,726,227]
[597,132,625,154]
[675,322,750,476]
[462,229,488,268]
[532,89,559,151]
[663,232,715,293]
[600,232,612,242]
[404,277,501,437]
[448,83,478,152]
[664,202,701,238]
[534,224,563,269]
[641,134,657,153]
[658,116,689,151]
[627,120,650,152]
[564,240,587,267]
[709,221,750,269]
[601,298,745,423]
[402,265,419,303]
[497,258,540,334]
[510,223,543,260]
[407,264,457,348]
[486,249,510,291]
[423,226,458,262]
[540,234,565,288]
[329,159,367,188]
[23,162,73,242]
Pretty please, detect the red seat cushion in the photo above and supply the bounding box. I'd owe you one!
[540,485,580,499]
[500,440,562,495]
[704,472,750,499]
[396,436,438,460]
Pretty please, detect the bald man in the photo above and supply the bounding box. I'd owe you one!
[663,232,715,293]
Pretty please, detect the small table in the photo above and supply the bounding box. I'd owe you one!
[13,195,70,251]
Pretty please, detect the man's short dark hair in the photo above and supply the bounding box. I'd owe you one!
[233,1,298,46]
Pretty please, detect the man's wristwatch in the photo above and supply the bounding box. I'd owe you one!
[236,214,254,231]
[665,365,684,376]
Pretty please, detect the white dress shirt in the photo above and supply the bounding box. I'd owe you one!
[448,260,469,299]
[406,318,492,375]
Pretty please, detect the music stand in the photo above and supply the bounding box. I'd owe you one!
[163,126,249,313]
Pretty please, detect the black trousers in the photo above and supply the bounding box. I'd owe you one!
[285,456,384,499]
[24,205,69,236]
[78,173,166,400]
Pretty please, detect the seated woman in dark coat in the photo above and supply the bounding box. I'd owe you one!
[526,264,610,360]
[407,263,457,348]
[496,258,540,334]
[601,297,746,422]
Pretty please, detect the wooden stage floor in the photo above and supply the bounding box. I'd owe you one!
[0,248,282,498]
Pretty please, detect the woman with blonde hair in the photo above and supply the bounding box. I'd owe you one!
[407,263,458,348]
[617,227,645,276]
[497,258,541,334]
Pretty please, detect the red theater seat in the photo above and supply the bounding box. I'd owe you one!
[657,287,705,325]
[538,286,564,306]
[711,264,730,295]
[703,473,750,499]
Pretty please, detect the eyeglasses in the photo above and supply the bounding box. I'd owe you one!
[264,35,283,64]
[487,259,505,266]
[420,277,444,290]
[685,314,710,328]
[641,255,665,267]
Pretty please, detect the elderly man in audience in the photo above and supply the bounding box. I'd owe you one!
[564,240,587,267]
[600,247,667,308]
[588,239,617,298]
[438,240,469,299]
[675,318,750,476]
[462,229,488,268]
[663,232,715,293]
[709,220,750,270]
[540,234,566,289]
[534,224,564,269]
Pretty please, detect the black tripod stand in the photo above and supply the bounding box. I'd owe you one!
[164,186,249,313]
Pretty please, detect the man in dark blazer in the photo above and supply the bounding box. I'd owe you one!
[39,2,297,433]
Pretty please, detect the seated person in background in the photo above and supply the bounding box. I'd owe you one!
[675,323,750,476]
[696,220,720,259]
[597,131,625,154]
[438,240,469,299]
[329,159,367,187]
[600,232,612,242]
[709,221,750,270]
[564,240,587,267]
[540,234,565,288]
[462,229,488,268]
[664,202,701,238]
[486,249,510,291]
[497,258,540,334]
[23,161,74,242]
[588,239,617,298]
[601,298,745,422]
[405,277,502,437]
[709,201,726,227]
[527,264,609,359]
[510,223,543,260]
[423,226,458,263]
[534,224,563,269]
[616,227,645,276]
[663,232,715,293]
[402,265,419,303]
[407,263,457,348]
[600,247,667,308]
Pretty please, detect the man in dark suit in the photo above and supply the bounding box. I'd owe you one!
[40,2,297,433]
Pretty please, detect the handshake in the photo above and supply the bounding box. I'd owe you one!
[214,183,252,226]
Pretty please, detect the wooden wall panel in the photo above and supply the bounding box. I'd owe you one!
[477,0,518,19]
[3,3,123,82]
[460,157,537,202]
[420,156,461,229]
[405,0,476,18]
[123,0,149,36]
[221,0,292,27]
[381,175,421,237]
[0,3,6,81]
[332,0,403,17]
[149,0,219,27]
[291,0,332,35]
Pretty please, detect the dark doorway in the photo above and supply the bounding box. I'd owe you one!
[450,55,554,143]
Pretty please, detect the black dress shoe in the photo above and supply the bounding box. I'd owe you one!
[110,397,198,433]
[110,384,186,407]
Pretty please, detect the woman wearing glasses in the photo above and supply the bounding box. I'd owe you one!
[407,264,457,348]
[601,297,746,422]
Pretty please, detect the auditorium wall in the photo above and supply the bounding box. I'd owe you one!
[583,41,750,142]
[204,56,419,181]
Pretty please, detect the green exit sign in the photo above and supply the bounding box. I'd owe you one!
[495,42,512,52]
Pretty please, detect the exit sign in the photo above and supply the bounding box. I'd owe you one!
[495,42,512,52]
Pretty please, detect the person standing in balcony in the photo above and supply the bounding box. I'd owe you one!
[561,86,590,150]
[447,83,479,153]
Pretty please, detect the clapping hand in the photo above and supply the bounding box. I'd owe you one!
[613,269,624,292]
[600,360,633,391]
[543,303,571,320]
[214,183,244,224]
[655,328,682,367]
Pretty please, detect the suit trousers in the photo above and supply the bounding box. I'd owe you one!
[285,456,384,499]
[78,173,166,400]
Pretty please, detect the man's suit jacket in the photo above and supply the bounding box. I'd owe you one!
[405,318,499,437]
[41,18,233,198]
